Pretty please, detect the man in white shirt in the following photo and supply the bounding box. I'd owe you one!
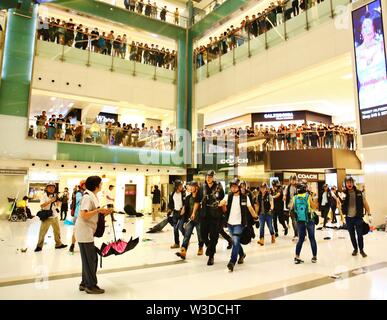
[221,178,257,272]
[168,180,185,249]
[35,182,67,252]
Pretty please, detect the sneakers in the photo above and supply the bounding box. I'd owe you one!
[352,250,358,256]
[271,234,276,244]
[176,247,186,260]
[227,261,234,272]
[294,257,304,264]
[79,284,86,291]
[197,247,203,256]
[238,253,246,264]
[85,286,105,294]
[55,244,67,249]
[207,257,214,266]
[34,246,42,252]
[170,243,180,249]
[360,250,367,258]
[69,244,75,253]
[292,236,298,242]
[275,233,279,238]
[257,237,264,246]
[311,256,317,263]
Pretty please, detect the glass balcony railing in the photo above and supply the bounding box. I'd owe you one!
[97,0,189,28]
[35,39,177,83]
[194,0,351,81]
[28,120,177,151]
[192,0,226,24]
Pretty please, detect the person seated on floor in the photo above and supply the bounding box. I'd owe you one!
[16,196,34,219]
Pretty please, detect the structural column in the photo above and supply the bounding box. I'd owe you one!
[0,3,37,117]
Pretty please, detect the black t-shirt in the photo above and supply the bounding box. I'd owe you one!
[151,189,161,204]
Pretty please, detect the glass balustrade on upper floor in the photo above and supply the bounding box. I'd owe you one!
[192,0,227,24]
[194,0,351,81]
[96,0,189,28]
[35,34,177,84]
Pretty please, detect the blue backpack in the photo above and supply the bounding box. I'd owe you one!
[294,194,309,222]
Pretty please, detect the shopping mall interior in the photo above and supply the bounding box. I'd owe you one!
[0,0,387,302]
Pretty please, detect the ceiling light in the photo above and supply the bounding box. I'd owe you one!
[68,102,74,108]
[50,97,56,101]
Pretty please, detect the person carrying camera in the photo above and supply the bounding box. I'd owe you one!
[35,182,67,252]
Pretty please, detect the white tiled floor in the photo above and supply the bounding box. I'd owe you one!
[0,214,386,299]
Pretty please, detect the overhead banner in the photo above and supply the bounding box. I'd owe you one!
[352,0,387,134]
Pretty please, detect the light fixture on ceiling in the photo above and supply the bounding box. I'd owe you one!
[49,108,54,112]
[68,102,74,108]
[50,97,56,101]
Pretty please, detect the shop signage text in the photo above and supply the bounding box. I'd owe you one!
[0,169,28,175]
[263,112,294,121]
[296,173,318,180]
[220,156,248,166]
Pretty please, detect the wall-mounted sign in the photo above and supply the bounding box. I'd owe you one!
[96,112,118,124]
[284,172,323,182]
[296,173,318,181]
[263,112,294,121]
[0,169,28,175]
[220,156,248,166]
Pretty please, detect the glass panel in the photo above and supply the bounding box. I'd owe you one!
[62,46,88,66]
[286,10,308,39]
[193,0,227,24]
[35,40,63,61]
[88,50,112,71]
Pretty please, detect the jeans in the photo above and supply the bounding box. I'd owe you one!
[259,213,275,238]
[228,224,245,264]
[172,211,185,245]
[346,216,364,251]
[321,204,330,227]
[182,220,203,250]
[296,220,317,257]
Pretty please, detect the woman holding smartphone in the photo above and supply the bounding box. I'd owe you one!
[75,176,113,294]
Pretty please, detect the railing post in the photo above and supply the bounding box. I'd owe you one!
[283,9,288,41]
[153,62,157,80]
[110,54,114,72]
[264,25,268,50]
[329,0,335,19]
[232,44,236,65]
[132,59,136,76]
[248,27,251,58]
[86,45,91,67]
[59,43,66,62]
[305,1,310,31]
[206,48,209,78]
[218,41,222,72]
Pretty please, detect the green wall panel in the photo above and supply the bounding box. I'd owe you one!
[57,142,185,167]
[0,6,37,117]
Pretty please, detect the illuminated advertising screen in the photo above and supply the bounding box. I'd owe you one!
[352,0,387,134]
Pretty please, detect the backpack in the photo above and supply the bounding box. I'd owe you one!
[294,194,309,222]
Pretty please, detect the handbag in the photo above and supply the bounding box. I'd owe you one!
[362,220,370,235]
[94,212,106,238]
[240,227,252,245]
[37,202,54,221]
[312,212,320,225]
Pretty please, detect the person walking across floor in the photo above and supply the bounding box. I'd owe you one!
[341,177,371,258]
[69,180,86,253]
[34,182,67,252]
[222,178,257,272]
[168,180,185,249]
[176,181,204,259]
[151,185,161,222]
[320,184,331,228]
[272,180,288,237]
[256,183,275,246]
[199,170,225,266]
[290,183,318,264]
[59,187,70,221]
[75,176,113,294]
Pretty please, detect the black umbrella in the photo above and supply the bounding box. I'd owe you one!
[146,216,174,233]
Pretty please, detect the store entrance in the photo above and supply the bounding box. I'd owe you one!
[124,184,137,209]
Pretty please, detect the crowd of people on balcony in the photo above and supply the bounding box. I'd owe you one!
[198,122,356,151]
[37,16,177,70]
[122,0,182,25]
[30,111,176,150]
[195,0,326,67]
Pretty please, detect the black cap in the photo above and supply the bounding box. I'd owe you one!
[297,183,307,193]
[206,170,215,177]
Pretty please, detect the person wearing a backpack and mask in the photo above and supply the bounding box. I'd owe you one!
[75,176,113,294]
[341,177,371,257]
[222,178,257,272]
[290,183,318,264]
[256,183,275,246]
[168,180,185,249]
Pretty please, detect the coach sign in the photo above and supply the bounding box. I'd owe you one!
[284,172,323,182]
